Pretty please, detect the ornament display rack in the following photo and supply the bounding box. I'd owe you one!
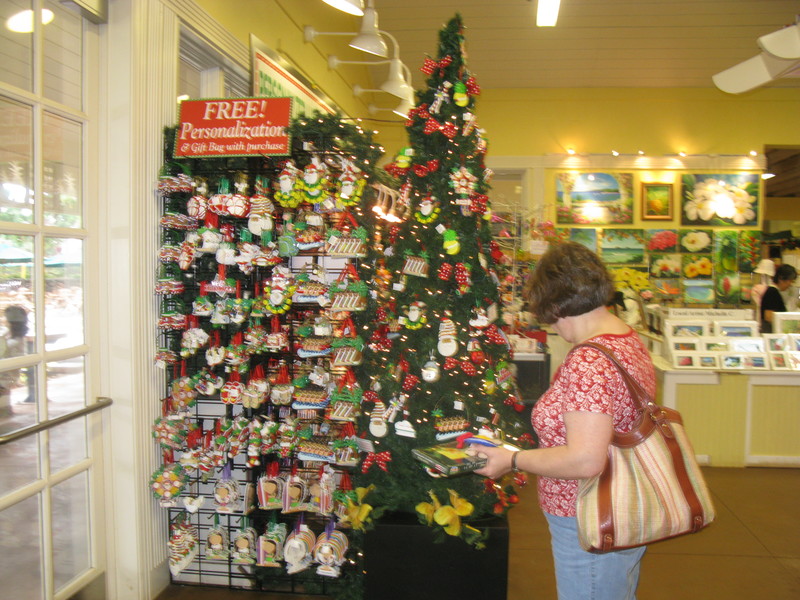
[154,145,372,596]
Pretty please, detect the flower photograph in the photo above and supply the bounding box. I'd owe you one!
[681,173,760,226]
[682,254,713,278]
[645,229,678,252]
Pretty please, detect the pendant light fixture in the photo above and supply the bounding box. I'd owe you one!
[348,1,388,58]
[321,0,364,17]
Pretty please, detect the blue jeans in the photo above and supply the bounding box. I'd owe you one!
[544,512,646,600]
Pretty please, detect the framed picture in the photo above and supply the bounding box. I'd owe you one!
[703,338,729,352]
[741,354,768,370]
[665,320,708,338]
[763,334,789,352]
[673,354,697,368]
[774,312,800,334]
[696,354,719,369]
[729,337,765,353]
[720,354,745,370]
[787,352,800,370]
[641,183,673,220]
[671,337,700,352]
[789,335,800,352]
[714,320,758,338]
[769,352,790,370]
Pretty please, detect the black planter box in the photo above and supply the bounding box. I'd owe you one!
[363,512,509,600]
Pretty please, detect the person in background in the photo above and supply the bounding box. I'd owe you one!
[0,305,29,416]
[760,264,798,333]
[472,242,656,600]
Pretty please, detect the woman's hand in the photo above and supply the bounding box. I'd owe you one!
[470,444,515,479]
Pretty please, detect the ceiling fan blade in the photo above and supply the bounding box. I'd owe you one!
[712,52,800,93]
[758,23,800,59]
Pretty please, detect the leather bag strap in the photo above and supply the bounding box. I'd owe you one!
[575,342,708,549]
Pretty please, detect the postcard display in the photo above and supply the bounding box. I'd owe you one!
[151,140,374,592]
[660,309,800,371]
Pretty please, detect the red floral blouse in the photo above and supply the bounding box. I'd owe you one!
[531,330,656,516]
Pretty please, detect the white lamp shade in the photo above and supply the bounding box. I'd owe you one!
[321,0,364,16]
[349,7,388,57]
[758,23,800,60]
[712,52,800,93]
[392,95,414,118]
[380,58,412,99]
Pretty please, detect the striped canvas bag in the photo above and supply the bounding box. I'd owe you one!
[575,342,715,553]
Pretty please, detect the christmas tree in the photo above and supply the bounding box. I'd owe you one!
[353,14,532,546]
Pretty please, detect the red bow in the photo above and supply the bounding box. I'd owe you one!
[421,55,453,76]
[361,450,392,473]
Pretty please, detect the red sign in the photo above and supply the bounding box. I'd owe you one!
[174,97,293,158]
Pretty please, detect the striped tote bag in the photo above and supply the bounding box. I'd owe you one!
[575,342,715,553]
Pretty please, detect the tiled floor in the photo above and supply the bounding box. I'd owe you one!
[158,467,800,600]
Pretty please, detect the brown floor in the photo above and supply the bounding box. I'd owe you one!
[157,467,800,600]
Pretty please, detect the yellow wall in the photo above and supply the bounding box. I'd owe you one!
[191,2,799,217]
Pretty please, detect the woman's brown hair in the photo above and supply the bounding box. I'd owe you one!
[524,242,615,324]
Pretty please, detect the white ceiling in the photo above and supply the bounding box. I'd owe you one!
[366,0,800,89]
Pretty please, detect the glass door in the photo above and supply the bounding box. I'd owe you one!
[0,1,104,598]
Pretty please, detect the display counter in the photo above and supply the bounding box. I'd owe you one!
[653,355,800,468]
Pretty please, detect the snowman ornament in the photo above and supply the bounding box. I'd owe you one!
[437,314,459,357]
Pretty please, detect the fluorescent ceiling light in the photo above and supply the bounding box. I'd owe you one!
[321,0,364,17]
[537,0,561,27]
[6,9,55,33]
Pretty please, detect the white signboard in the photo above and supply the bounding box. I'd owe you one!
[251,35,336,118]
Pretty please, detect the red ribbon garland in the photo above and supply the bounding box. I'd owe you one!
[361,450,392,473]
[421,55,453,76]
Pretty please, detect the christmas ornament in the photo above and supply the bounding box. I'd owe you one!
[442,228,460,255]
[438,262,453,280]
[453,81,469,106]
[403,301,427,330]
[421,354,441,382]
[455,262,472,294]
[437,314,459,357]
[414,195,441,223]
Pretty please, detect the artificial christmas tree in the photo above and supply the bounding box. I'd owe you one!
[353,14,533,547]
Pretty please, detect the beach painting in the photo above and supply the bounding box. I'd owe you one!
[600,229,645,264]
[569,228,598,253]
[556,172,634,225]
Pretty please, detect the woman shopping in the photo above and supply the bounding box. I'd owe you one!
[473,242,656,600]
[760,264,798,333]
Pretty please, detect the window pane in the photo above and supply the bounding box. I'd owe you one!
[50,415,87,473]
[42,113,82,228]
[0,234,35,359]
[0,495,43,599]
[45,237,83,349]
[0,1,33,92]
[0,97,34,224]
[0,431,40,495]
[52,471,90,590]
[43,0,82,111]
[46,356,85,418]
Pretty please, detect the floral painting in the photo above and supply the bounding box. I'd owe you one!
[682,254,713,279]
[651,278,682,301]
[649,253,681,278]
[681,173,759,226]
[715,273,740,305]
[679,229,713,253]
[713,230,739,274]
[738,231,761,273]
[645,229,678,252]
[609,266,650,293]
[600,229,645,264]
[556,172,634,225]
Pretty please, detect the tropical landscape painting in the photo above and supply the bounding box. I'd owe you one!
[600,229,645,264]
[556,172,634,225]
